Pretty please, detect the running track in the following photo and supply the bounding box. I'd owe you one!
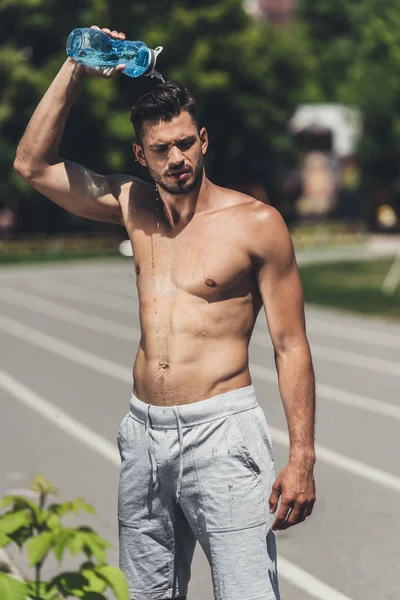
[0,260,399,600]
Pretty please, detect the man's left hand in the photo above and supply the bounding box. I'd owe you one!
[269,461,316,530]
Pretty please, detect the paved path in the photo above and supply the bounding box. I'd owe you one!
[1,260,399,600]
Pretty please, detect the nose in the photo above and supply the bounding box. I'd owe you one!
[168,145,184,168]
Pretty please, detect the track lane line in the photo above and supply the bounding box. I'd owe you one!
[304,319,400,350]
[250,364,400,420]
[1,291,398,419]
[25,277,137,314]
[0,286,140,342]
[252,331,400,377]
[1,316,400,493]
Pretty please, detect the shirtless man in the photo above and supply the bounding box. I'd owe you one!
[14,26,316,600]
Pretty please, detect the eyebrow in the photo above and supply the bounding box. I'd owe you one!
[149,136,197,151]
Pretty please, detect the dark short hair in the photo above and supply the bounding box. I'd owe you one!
[130,81,199,144]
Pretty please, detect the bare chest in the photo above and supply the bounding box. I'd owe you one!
[130,222,253,301]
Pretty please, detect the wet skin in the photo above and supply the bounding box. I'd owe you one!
[120,182,263,406]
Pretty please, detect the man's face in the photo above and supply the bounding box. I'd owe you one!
[134,111,208,195]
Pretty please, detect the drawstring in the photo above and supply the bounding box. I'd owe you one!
[173,407,184,503]
[145,404,184,502]
[146,405,159,492]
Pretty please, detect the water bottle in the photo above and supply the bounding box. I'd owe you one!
[66,28,164,80]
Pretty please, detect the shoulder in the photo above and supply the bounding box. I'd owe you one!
[239,199,294,264]
[106,174,155,203]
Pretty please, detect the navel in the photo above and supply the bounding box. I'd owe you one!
[205,278,217,288]
[159,362,169,370]
[136,264,140,275]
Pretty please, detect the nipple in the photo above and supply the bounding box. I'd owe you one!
[205,278,217,288]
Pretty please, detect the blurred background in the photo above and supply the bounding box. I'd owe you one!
[1,0,400,317]
[2,0,400,237]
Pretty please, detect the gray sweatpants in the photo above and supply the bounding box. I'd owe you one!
[117,384,280,600]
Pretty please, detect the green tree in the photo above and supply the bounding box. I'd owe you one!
[297,0,400,189]
[1,0,312,234]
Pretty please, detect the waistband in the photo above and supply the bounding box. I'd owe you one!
[129,384,258,429]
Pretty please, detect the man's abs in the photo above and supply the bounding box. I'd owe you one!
[132,290,258,405]
[132,338,252,405]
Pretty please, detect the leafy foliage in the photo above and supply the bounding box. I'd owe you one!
[298,0,400,187]
[1,0,311,232]
[0,474,128,600]
[2,0,400,232]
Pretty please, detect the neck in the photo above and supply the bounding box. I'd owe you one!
[156,171,211,228]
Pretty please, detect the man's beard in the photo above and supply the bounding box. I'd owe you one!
[148,155,204,195]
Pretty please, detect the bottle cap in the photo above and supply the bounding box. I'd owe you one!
[143,46,163,78]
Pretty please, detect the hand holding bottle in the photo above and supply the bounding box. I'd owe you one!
[68,26,127,79]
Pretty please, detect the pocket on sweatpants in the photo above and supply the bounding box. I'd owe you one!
[117,416,149,528]
[192,414,265,532]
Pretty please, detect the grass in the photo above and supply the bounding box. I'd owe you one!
[299,258,400,319]
[0,249,121,265]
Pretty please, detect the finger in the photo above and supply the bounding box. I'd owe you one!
[279,505,305,530]
[306,498,316,517]
[90,25,100,30]
[269,486,280,514]
[112,64,126,78]
[111,30,119,37]
[272,502,292,531]
[118,32,126,39]
[102,28,111,35]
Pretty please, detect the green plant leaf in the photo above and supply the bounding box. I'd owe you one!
[7,526,33,549]
[0,572,28,600]
[26,531,53,566]
[26,580,58,600]
[81,568,107,593]
[68,531,85,556]
[0,497,14,511]
[29,474,58,497]
[49,571,88,597]
[45,512,61,531]
[72,499,96,515]
[81,593,108,600]
[53,529,72,563]
[10,497,41,522]
[0,530,11,548]
[95,565,129,600]
[0,510,32,536]
[80,532,108,564]
[47,502,65,516]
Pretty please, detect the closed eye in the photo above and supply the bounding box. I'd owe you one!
[178,140,195,151]
[152,145,168,153]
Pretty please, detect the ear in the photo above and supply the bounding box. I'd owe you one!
[199,127,208,156]
[133,143,147,167]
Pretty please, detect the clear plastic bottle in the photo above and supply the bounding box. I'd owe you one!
[66,28,163,79]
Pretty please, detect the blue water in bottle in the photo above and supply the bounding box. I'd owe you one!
[66,28,163,79]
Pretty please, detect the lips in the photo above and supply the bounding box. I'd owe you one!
[168,169,189,180]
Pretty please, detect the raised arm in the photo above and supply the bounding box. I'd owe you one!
[251,204,316,531]
[13,27,143,225]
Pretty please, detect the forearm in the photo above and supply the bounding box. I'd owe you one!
[275,342,316,467]
[14,59,87,175]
